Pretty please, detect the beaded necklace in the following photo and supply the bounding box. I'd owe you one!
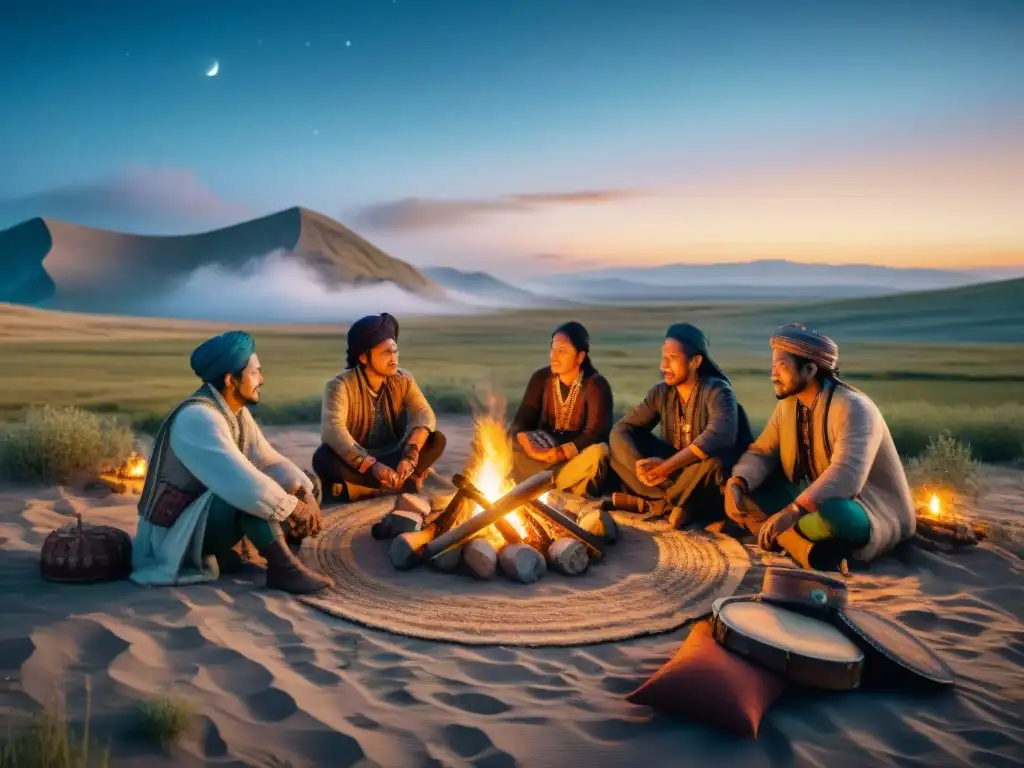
[552,370,583,432]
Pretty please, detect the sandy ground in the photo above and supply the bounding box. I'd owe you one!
[1,416,1023,767]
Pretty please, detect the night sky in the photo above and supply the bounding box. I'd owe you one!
[1,0,1021,276]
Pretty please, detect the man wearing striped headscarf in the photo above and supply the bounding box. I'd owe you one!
[725,324,916,568]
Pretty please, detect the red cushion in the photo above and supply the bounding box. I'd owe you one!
[626,618,787,739]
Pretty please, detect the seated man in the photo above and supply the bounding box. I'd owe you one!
[131,331,331,594]
[510,321,613,497]
[609,323,753,527]
[725,324,916,567]
[313,313,446,501]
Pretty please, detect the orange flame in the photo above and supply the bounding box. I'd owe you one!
[466,416,530,539]
[928,493,940,517]
[119,452,147,478]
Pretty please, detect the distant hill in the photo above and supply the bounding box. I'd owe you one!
[543,258,1021,296]
[738,276,1024,344]
[541,276,900,302]
[0,207,441,311]
[422,266,568,306]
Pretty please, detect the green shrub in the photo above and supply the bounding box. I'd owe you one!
[135,696,195,747]
[0,406,134,485]
[904,430,980,496]
[420,379,476,414]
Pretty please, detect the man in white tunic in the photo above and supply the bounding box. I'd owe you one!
[130,331,332,593]
[725,324,916,568]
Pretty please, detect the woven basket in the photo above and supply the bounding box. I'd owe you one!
[39,514,133,584]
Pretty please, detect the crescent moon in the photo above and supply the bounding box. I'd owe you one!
[206,60,219,77]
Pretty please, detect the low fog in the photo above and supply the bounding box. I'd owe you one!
[133,251,510,323]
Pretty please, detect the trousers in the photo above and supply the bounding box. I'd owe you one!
[311,430,447,499]
[610,425,727,522]
[511,442,610,497]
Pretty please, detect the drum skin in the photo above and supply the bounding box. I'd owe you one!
[760,567,849,614]
[712,600,864,691]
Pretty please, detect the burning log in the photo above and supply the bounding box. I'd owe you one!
[519,507,555,551]
[498,543,547,583]
[547,537,589,576]
[526,499,607,560]
[463,538,499,580]
[388,524,437,570]
[430,488,474,536]
[423,470,555,561]
[452,474,524,545]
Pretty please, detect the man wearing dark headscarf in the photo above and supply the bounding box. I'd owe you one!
[313,313,446,501]
[509,321,614,496]
[130,331,332,594]
[609,323,753,527]
[726,324,916,568]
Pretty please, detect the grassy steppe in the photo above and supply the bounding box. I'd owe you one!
[1,280,1022,461]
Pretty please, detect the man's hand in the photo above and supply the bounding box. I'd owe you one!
[724,478,748,524]
[371,461,401,489]
[758,503,804,552]
[636,458,667,486]
[287,488,324,539]
[395,458,416,486]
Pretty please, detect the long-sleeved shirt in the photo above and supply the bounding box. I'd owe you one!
[730,380,916,562]
[612,376,743,461]
[131,386,313,587]
[169,401,310,522]
[510,367,613,459]
[321,367,437,470]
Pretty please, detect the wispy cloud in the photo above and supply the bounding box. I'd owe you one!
[0,166,249,232]
[354,189,646,232]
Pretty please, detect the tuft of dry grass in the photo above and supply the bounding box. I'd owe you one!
[135,695,195,748]
[0,405,135,485]
[0,680,110,768]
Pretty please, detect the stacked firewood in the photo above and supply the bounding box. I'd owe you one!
[378,470,620,583]
[913,496,990,553]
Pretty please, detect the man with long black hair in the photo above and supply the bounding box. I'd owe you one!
[609,323,753,527]
[509,321,614,497]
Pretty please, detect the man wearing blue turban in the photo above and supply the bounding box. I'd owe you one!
[130,330,332,593]
[313,313,446,502]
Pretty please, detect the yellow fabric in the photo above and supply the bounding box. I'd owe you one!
[554,443,610,496]
[797,512,833,541]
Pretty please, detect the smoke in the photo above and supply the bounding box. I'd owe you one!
[136,251,510,323]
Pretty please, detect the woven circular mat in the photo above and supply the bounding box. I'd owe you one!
[297,499,751,646]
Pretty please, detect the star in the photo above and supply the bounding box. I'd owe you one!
[312,128,319,136]
[346,40,352,47]
[305,41,311,47]
[256,38,263,45]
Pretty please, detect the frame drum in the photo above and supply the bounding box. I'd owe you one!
[712,600,865,690]
[760,567,849,615]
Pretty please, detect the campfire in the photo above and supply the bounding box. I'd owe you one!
[385,416,616,583]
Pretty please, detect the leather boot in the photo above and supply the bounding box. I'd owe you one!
[261,537,332,594]
[777,528,847,572]
[217,536,267,573]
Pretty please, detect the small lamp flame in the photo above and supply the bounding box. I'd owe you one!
[119,452,148,479]
[928,493,940,517]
